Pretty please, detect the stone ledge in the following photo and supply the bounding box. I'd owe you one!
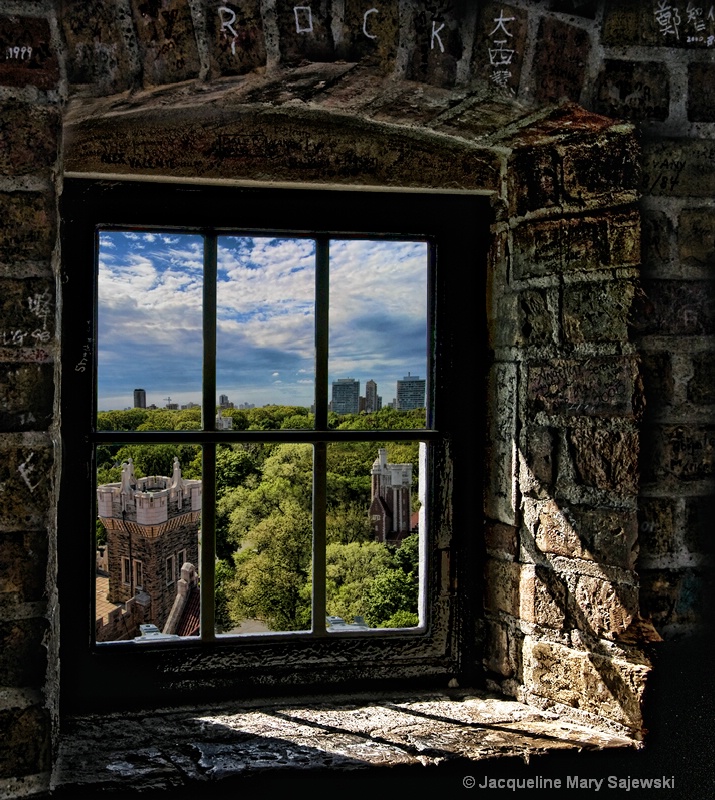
[52,689,638,795]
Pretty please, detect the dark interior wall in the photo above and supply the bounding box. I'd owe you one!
[0,0,713,795]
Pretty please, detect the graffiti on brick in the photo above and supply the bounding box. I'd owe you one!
[653,1,715,45]
[218,6,240,55]
[294,6,313,33]
[218,5,449,55]
[18,451,41,493]
[1,329,51,347]
[5,45,32,61]
[487,9,517,92]
[363,8,378,39]
[27,290,53,331]
[647,155,686,193]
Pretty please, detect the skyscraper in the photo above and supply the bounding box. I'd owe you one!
[396,373,425,410]
[133,388,146,408]
[331,378,360,414]
[365,379,382,413]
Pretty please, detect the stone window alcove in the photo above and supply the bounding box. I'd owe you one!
[55,77,657,790]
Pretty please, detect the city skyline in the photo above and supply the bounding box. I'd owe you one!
[97,233,427,411]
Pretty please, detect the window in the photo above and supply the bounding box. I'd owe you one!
[121,557,130,586]
[133,560,143,590]
[59,178,489,712]
[166,555,175,586]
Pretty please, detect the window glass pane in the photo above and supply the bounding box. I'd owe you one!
[328,240,428,428]
[216,237,315,420]
[96,232,204,427]
[95,443,202,642]
[216,443,313,635]
[325,441,422,631]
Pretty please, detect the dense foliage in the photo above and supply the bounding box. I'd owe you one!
[95,405,424,632]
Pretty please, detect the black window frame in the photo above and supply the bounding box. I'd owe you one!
[59,177,490,714]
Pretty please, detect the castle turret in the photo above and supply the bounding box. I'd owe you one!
[97,458,201,637]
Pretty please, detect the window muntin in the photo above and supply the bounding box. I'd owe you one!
[94,228,429,642]
[59,179,487,711]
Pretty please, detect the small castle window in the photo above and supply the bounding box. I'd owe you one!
[59,178,488,710]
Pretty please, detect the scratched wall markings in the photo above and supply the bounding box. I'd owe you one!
[488,10,517,92]
[654,2,715,45]
[217,5,448,55]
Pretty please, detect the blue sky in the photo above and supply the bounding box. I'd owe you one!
[97,232,427,411]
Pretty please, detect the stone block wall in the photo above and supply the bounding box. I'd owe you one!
[0,0,713,795]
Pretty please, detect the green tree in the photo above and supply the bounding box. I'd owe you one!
[364,568,418,628]
[226,500,312,631]
[325,541,392,622]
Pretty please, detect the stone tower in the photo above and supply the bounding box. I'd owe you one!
[97,457,201,633]
[369,448,412,544]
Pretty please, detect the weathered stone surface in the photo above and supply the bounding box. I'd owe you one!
[641,209,673,266]
[533,17,591,105]
[641,425,715,484]
[493,288,552,348]
[484,558,520,617]
[562,281,636,345]
[405,0,469,87]
[639,568,706,629]
[595,59,669,121]
[130,0,201,85]
[519,565,566,629]
[568,428,639,495]
[483,620,513,676]
[550,0,598,18]
[567,506,639,569]
[0,16,60,89]
[639,352,674,418]
[560,138,641,210]
[0,530,48,602]
[688,351,715,405]
[203,0,265,77]
[642,138,715,197]
[485,362,517,525]
[0,706,50,779]
[688,61,715,121]
[0,618,48,687]
[276,0,334,65]
[572,575,638,640]
[0,101,60,176]
[0,442,53,530]
[0,363,54,431]
[485,521,518,559]
[534,501,638,569]
[522,638,648,731]
[53,689,638,794]
[60,0,133,92]
[64,103,501,190]
[637,498,675,559]
[0,193,56,263]
[521,425,554,494]
[679,208,715,267]
[684,495,714,555]
[0,279,54,351]
[631,279,715,336]
[339,0,399,71]
[603,0,715,48]
[512,212,638,280]
[471,3,527,97]
[527,357,638,418]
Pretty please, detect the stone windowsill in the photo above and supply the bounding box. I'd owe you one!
[52,688,640,795]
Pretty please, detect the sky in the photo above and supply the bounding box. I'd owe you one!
[97,231,428,412]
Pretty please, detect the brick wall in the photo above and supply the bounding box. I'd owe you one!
[0,0,713,795]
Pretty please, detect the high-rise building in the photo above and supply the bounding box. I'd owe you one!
[331,378,360,414]
[365,379,382,413]
[396,373,425,410]
[133,388,146,408]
